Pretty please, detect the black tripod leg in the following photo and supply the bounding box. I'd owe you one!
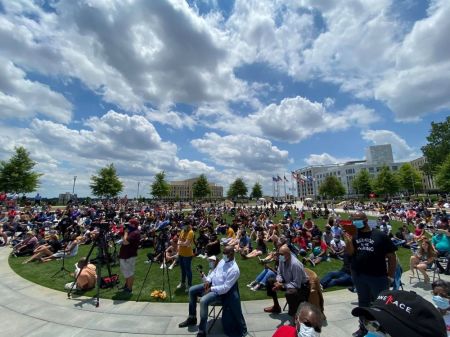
[68,241,96,298]
[136,261,153,302]
[95,247,101,308]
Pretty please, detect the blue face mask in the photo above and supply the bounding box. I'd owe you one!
[222,255,230,263]
[364,332,387,337]
[353,220,365,229]
[279,255,286,263]
[432,295,450,309]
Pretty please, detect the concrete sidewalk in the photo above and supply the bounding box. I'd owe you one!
[0,247,442,337]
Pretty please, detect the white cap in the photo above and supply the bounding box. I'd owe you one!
[207,255,217,261]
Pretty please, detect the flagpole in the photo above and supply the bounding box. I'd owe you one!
[283,174,287,200]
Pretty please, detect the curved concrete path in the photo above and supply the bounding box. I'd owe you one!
[0,247,439,337]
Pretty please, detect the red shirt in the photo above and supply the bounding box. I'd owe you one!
[272,325,296,337]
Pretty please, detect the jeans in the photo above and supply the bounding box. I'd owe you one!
[320,271,353,289]
[255,269,276,284]
[179,256,193,286]
[188,284,220,333]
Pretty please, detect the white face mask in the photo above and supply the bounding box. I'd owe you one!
[298,324,320,337]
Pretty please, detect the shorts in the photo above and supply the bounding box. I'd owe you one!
[120,257,137,278]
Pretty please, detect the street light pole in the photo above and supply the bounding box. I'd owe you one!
[137,181,140,200]
[411,174,416,196]
[72,176,77,195]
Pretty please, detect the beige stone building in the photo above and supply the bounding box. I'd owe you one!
[168,177,223,200]
[410,156,437,191]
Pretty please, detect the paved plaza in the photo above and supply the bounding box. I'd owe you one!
[0,246,443,337]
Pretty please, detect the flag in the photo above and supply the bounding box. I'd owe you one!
[284,175,288,182]
[291,171,297,179]
[272,176,277,182]
[307,176,314,182]
[300,174,307,180]
[277,175,282,181]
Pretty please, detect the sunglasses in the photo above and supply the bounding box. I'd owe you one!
[364,320,391,336]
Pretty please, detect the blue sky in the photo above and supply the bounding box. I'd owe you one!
[0,0,449,197]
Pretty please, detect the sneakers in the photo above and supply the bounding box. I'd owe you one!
[178,316,197,328]
[247,281,256,288]
[352,328,368,337]
[160,263,166,269]
[264,305,281,314]
[176,283,185,289]
[169,264,174,270]
[144,260,152,264]
[309,259,316,267]
[250,284,260,291]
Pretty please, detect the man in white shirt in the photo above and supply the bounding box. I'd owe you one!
[179,246,240,337]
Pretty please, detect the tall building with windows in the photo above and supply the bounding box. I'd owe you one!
[168,177,223,200]
[295,144,404,198]
[410,156,437,191]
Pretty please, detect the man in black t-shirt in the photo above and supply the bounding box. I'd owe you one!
[344,211,397,337]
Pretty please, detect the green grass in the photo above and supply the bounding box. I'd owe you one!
[9,212,411,302]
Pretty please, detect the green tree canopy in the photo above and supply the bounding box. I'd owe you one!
[397,163,423,194]
[90,163,123,198]
[352,169,373,197]
[373,165,400,197]
[421,116,450,174]
[250,182,263,199]
[0,146,42,194]
[436,153,450,192]
[192,174,211,199]
[151,171,170,199]
[227,178,248,199]
[318,176,345,198]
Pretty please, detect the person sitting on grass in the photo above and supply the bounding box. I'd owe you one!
[220,224,235,245]
[410,237,436,283]
[22,234,62,264]
[305,236,328,267]
[11,231,38,256]
[322,225,333,246]
[162,239,178,270]
[329,235,345,260]
[244,231,267,259]
[320,253,353,289]
[205,232,220,257]
[237,230,251,256]
[64,257,97,291]
[41,234,79,262]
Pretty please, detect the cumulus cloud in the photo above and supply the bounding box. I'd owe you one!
[0,58,72,123]
[305,153,359,166]
[375,0,450,120]
[191,132,290,171]
[362,129,420,161]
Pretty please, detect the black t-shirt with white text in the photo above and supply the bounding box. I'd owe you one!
[351,229,396,276]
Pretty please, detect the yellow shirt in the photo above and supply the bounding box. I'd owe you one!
[178,230,194,257]
[226,227,235,239]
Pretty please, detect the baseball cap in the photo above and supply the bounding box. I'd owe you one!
[351,290,446,337]
[207,255,216,261]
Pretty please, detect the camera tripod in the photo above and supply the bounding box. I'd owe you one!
[136,252,172,302]
[67,230,115,307]
[51,242,71,278]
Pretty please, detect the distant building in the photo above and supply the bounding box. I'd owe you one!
[295,144,405,198]
[410,156,437,191]
[58,193,77,205]
[168,177,223,200]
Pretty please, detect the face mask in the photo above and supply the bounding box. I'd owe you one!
[334,238,340,243]
[279,255,286,263]
[353,220,365,229]
[432,295,450,309]
[209,261,215,269]
[222,255,230,263]
[298,324,320,337]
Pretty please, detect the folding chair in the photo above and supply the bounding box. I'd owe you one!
[207,299,223,333]
[432,256,447,282]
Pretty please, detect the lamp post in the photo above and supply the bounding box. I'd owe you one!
[137,181,140,200]
[72,176,77,195]
[411,173,416,196]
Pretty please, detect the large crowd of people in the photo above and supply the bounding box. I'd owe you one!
[1,193,449,337]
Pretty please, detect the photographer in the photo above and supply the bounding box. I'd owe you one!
[118,218,141,293]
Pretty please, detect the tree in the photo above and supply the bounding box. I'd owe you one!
[352,169,373,197]
[0,146,42,194]
[373,166,400,197]
[397,163,423,194]
[151,171,170,199]
[421,116,450,174]
[227,178,248,199]
[318,176,345,199]
[250,182,263,199]
[90,164,123,198]
[192,174,211,199]
[436,153,450,192]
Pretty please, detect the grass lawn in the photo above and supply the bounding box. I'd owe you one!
[9,212,412,302]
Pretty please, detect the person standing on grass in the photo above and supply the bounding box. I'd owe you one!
[343,211,397,337]
[118,218,141,293]
[177,222,194,291]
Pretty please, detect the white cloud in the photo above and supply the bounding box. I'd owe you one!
[305,153,359,166]
[191,132,290,171]
[375,0,450,120]
[362,129,419,161]
[0,58,72,123]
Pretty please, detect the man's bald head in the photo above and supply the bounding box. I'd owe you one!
[351,211,368,221]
